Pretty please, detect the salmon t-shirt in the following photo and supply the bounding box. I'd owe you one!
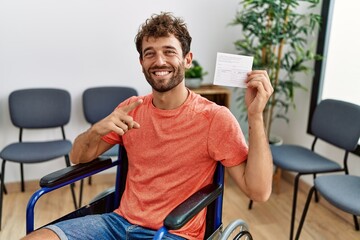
[102,90,248,239]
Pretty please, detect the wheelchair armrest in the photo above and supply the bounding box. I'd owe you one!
[164,183,223,230]
[40,157,113,187]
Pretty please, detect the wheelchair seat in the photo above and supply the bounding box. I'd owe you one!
[26,145,252,239]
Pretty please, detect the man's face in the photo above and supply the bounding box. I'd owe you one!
[140,35,191,92]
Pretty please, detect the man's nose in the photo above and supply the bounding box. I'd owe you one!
[154,54,167,65]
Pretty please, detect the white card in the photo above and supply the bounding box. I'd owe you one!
[213,52,253,88]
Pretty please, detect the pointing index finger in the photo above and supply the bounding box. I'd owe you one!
[122,98,143,113]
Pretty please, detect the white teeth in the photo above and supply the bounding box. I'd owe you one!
[154,71,169,76]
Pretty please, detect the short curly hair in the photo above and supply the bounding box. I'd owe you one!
[135,12,192,59]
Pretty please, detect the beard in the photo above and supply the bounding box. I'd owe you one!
[143,63,185,93]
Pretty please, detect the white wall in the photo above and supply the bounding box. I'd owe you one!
[0,0,242,183]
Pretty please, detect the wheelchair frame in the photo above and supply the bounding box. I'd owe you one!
[26,145,252,239]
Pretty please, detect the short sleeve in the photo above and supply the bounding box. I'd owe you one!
[207,107,248,167]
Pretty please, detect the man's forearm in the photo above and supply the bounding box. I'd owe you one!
[69,127,104,164]
[246,113,273,201]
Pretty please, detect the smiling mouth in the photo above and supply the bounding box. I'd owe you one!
[151,70,172,77]
[153,71,170,76]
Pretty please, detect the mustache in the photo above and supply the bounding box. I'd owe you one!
[149,65,174,71]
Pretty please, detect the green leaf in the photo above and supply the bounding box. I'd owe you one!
[231,0,322,135]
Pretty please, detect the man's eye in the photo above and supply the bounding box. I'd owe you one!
[144,52,154,58]
[165,50,176,55]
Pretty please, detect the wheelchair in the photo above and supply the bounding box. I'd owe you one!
[26,145,253,240]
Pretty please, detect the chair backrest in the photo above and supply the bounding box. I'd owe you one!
[83,86,138,124]
[311,99,360,151]
[9,88,71,129]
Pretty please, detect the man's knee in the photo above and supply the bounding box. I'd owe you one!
[21,228,60,240]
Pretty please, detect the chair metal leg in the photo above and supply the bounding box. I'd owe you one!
[313,174,319,202]
[290,174,301,240]
[20,163,25,192]
[64,155,78,209]
[70,184,77,209]
[248,199,253,210]
[353,215,359,231]
[313,188,319,203]
[0,160,6,230]
[78,179,84,207]
[0,174,7,195]
[3,183,7,195]
[294,186,315,240]
[88,176,92,185]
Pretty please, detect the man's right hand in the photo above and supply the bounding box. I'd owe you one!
[70,98,143,164]
[92,98,143,136]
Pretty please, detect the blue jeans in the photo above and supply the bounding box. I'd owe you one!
[45,212,185,240]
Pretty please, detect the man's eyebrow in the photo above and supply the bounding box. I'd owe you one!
[143,47,154,53]
[143,45,177,53]
[163,45,177,51]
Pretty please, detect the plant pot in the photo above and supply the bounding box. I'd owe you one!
[269,135,283,146]
[185,78,202,89]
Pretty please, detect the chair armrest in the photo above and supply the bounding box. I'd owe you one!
[40,157,113,187]
[164,183,223,230]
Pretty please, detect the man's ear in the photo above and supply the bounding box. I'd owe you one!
[184,52,193,69]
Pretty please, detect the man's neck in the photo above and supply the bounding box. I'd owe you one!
[152,83,189,110]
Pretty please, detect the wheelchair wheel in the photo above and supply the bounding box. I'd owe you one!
[233,230,252,240]
[220,219,252,240]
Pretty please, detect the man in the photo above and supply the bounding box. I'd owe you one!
[23,12,273,240]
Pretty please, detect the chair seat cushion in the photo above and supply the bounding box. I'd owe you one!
[315,175,360,215]
[0,140,72,163]
[271,144,341,173]
[101,145,118,157]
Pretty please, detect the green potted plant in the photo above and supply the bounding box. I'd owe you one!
[185,60,208,88]
[230,0,322,139]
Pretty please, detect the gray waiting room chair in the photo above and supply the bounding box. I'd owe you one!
[78,86,138,206]
[270,99,360,240]
[82,86,138,157]
[295,173,360,239]
[0,88,77,230]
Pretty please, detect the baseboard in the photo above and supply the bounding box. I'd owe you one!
[281,170,356,226]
